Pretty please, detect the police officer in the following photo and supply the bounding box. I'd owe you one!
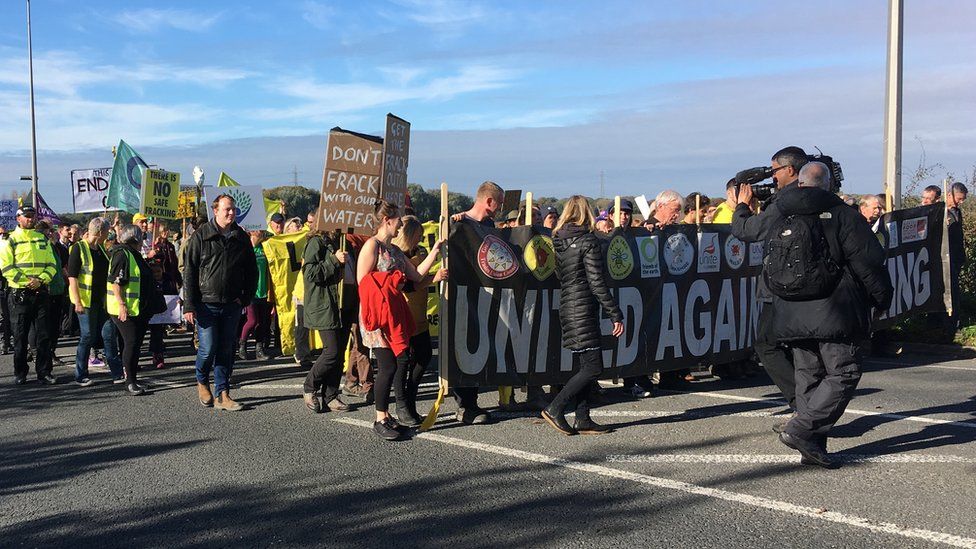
[0,206,58,385]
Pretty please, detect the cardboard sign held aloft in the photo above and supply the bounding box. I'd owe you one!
[316,127,384,233]
[380,114,410,208]
[502,190,521,217]
[203,185,268,231]
[177,190,197,219]
[141,168,180,219]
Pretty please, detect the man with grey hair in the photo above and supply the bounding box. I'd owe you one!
[68,217,122,386]
[645,190,685,228]
[798,161,832,191]
[858,195,883,227]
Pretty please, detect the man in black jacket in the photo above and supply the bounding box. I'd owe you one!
[744,162,893,467]
[731,146,807,426]
[183,194,258,411]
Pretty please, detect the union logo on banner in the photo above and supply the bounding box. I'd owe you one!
[607,235,634,280]
[523,234,555,281]
[635,236,660,278]
[664,233,693,275]
[697,232,720,273]
[724,235,745,270]
[478,234,518,280]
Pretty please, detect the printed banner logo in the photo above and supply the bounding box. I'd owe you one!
[724,235,745,270]
[664,233,693,275]
[607,235,634,280]
[749,242,764,267]
[226,188,253,224]
[523,235,555,281]
[901,217,927,244]
[478,234,519,280]
[697,232,720,273]
[886,221,899,248]
[635,236,660,278]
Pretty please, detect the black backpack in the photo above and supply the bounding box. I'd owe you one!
[763,213,842,300]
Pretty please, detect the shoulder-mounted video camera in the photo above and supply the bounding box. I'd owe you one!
[734,147,844,201]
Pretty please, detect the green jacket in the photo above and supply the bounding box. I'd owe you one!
[49,246,66,296]
[302,234,343,330]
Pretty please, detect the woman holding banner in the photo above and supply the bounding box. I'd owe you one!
[543,196,624,436]
[357,201,445,441]
[391,216,448,427]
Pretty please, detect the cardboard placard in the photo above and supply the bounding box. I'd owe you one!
[71,167,113,213]
[380,114,410,208]
[140,168,180,219]
[315,127,384,233]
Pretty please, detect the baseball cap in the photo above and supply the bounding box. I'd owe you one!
[608,199,633,214]
[270,213,286,224]
[132,213,148,223]
[16,205,36,217]
[543,206,558,216]
[504,210,519,222]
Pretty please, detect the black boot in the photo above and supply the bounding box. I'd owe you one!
[396,392,423,427]
[256,343,271,360]
[541,407,576,435]
[236,341,248,361]
[574,416,614,435]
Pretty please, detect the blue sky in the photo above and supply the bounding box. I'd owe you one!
[0,0,974,212]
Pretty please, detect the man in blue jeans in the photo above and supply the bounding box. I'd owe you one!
[182,194,257,411]
[67,217,122,385]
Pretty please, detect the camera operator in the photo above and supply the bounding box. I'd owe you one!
[730,146,807,425]
[737,162,892,467]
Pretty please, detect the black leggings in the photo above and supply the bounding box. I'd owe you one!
[303,328,349,401]
[372,347,409,412]
[112,315,149,383]
[547,349,603,419]
[406,331,433,396]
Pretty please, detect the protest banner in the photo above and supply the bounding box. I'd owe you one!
[315,127,384,233]
[140,168,180,219]
[150,295,182,325]
[380,114,410,208]
[502,190,521,216]
[263,229,312,355]
[873,203,951,328]
[71,168,113,213]
[23,191,61,225]
[204,185,268,231]
[107,140,147,214]
[419,220,443,342]
[177,190,197,219]
[216,172,283,229]
[0,200,17,230]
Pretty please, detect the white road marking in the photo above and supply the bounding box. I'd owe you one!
[658,389,976,430]
[867,359,976,372]
[333,417,976,549]
[606,454,976,464]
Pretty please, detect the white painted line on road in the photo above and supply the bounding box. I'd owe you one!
[606,454,976,464]
[332,417,976,549]
[659,389,976,430]
[868,359,976,372]
[492,409,779,420]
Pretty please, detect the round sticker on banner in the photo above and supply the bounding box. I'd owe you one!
[664,233,694,275]
[523,234,555,281]
[607,235,634,280]
[478,234,519,280]
[724,235,746,270]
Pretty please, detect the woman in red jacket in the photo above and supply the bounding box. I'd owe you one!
[357,200,445,440]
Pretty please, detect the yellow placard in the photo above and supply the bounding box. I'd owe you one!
[141,168,180,219]
[177,190,196,219]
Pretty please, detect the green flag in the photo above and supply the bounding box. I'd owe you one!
[107,140,148,214]
[217,171,283,229]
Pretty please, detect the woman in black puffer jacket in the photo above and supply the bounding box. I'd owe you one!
[542,196,625,435]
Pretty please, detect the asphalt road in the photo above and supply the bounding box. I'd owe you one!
[1,334,975,548]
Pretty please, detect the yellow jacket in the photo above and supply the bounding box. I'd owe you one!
[0,227,58,289]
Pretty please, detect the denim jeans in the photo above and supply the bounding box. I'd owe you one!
[75,304,122,381]
[195,302,242,394]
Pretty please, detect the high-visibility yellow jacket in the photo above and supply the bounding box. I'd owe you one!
[69,240,108,308]
[106,247,141,317]
[0,227,57,289]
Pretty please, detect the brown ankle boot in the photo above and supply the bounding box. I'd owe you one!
[214,390,244,412]
[197,382,214,407]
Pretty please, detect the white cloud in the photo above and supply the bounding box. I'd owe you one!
[391,0,487,27]
[254,64,515,122]
[110,8,223,33]
[301,1,334,29]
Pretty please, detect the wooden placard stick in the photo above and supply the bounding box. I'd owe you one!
[695,193,702,230]
[943,178,953,317]
[614,196,621,228]
[420,182,450,431]
[525,191,533,226]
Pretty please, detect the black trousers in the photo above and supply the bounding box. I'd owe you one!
[302,328,349,401]
[407,331,433,391]
[47,294,67,361]
[755,303,796,409]
[294,305,311,362]
[9,290,51,379]
[112,315,149,383]
[373,347,409,412]
[784,339,862,443]
[547,349,603,419]
[149,325,166,354]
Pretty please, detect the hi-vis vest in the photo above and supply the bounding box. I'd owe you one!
[106,248,141,317]
[70,240,108,308]
[0,227,57,289]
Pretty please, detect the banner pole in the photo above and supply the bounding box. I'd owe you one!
[614,196,621,228]
[526,192,533,226]
[695,194,702,230]
[943,178,953,318]
[420,182,450,431]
